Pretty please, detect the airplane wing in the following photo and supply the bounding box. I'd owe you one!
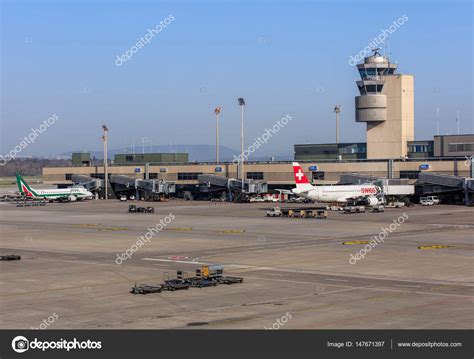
[295,188,313,194]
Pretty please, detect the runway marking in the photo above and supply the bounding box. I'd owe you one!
[418,245,452,250]
[394,284,421,288]
[142,258,206,265]
[73,223,100,227]
[430,284,467,292]
[428,224,474,229]
[317,285,375,295]
[342,241,370,245]
[97,227,129,231]
[72,223,129,231]
[164,227,193,231]
[167,256,189,260]
[325,278,349,282]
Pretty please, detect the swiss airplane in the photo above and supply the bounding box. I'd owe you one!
[16,174,93,202]
[290,162,381,205]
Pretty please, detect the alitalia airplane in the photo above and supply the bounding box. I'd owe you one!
[289,162,381,205]
[16,174,93,202]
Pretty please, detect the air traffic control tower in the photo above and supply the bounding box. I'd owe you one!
[355,49,414,159]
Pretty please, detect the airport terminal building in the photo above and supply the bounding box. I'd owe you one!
[43,51,473,201]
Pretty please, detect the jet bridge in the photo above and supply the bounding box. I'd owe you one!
[339,173,378,185]
[339,173,414,198]
[71,175,102,192]
[197,174,268,200]
[418,172,473,205]
[109,175,175,200]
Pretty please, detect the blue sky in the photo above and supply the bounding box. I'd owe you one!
[1,0,472,156]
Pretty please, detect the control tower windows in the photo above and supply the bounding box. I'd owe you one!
[359,84,384,94]
[359,68,378,79]
[366,85,376,93]
[359,67,392,79]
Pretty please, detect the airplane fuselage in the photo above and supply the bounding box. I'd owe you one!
[292,185,378,203]
[27,187,93,200]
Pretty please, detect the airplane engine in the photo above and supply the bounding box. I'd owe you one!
[68,195,77,202]
[365,196,379,206]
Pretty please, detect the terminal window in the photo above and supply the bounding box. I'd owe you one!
[399,170,420,179]
[448,143,474,152]
[149,173,158,179]
[312,171,325,180]
[65,173,73,180]
[409,144,433,153]
[247,172,264,180]
[177,172,202,180]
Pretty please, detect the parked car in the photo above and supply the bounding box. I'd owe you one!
[426,196,440,204]
[120,195,127,201]
[420,197,434,206]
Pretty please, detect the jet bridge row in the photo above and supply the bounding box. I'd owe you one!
[109,175,175,200]
[197,174,268,199]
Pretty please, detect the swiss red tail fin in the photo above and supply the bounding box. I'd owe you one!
[292,162,311,185]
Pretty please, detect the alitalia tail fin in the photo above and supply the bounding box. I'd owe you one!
[16,174,36,197]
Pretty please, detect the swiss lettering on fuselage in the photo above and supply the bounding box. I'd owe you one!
[361,187,377,195]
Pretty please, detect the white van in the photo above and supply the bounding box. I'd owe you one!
[420,197,434,206]
[426,196,440,204]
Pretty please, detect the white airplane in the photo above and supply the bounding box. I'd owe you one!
[16,174,93,202]
[289,162,381,205]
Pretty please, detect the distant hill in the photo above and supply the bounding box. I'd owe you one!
[0,158,72,177]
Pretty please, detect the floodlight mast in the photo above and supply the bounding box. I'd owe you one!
[237,98,245,192]
[214,107,222,163]
[334,105,341,144]
[102,125,109,200]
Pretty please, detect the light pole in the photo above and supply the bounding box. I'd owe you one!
[214,106,222,163]
[238,98,245,192]
[141,136,149,154]
[456,109,460,135]
[436,107,440,135]
[102,125,109,200]
[334,105,341,144]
